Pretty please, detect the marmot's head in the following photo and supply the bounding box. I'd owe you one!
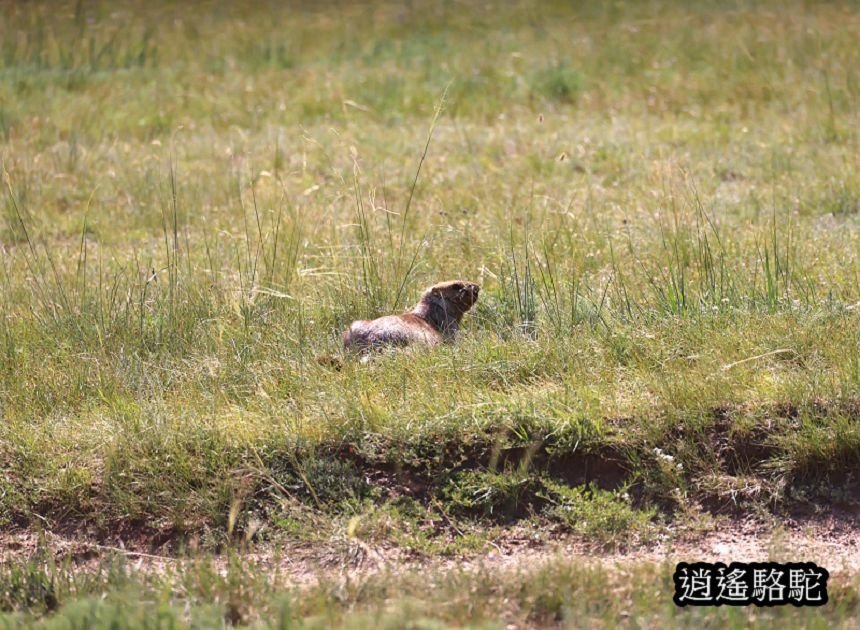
[422,280,481,314]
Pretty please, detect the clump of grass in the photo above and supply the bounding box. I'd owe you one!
[0,557,58,615]
[293,457,376,509]
[441,469,542,521]
[541,480,655,544]
[438,467,655,544]
[531,61,584,104]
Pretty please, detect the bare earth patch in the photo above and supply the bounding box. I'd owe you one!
[3,513,859,587]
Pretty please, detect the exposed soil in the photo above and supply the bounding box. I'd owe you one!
[3,512,859,588]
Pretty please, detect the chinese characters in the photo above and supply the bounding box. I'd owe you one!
[673,562,828,607]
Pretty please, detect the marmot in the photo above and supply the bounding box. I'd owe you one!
[343,280,480,352]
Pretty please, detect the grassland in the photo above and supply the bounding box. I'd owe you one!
[1,550,858,628]
[1,0,860,626]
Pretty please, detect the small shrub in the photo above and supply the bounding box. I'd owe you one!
[441,470,543,521]
[531,62,584,104]
[540,480,654,544]
[298,457,374,509]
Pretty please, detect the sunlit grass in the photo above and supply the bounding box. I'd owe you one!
[1,0,860,624]
[1,550,859,628]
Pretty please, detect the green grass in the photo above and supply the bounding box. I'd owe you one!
[2,550,859,628]
[2,0,860,624]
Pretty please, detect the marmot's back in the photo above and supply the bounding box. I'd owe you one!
[343,314,441,350]
[343,281,480,352]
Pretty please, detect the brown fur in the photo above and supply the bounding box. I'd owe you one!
[343,280,480,352]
